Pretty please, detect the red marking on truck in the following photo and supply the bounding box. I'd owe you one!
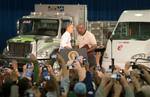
[117,44,123,51]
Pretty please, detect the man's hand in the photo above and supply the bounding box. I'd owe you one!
[125,61,131,70]
[87,44,97,53]
[74,60,86,81]
[113,81,122,97]
[96,52,101,66]
[142,68,150,84]
[120,75,129,88]
[100,76,113,97]
[96,70,104,78]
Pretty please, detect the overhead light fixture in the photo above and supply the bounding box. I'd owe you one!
[134,13,143,17]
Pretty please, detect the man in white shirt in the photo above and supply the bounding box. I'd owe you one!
[60,23,74,50]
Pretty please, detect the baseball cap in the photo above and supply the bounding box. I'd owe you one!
[74,82,86,95]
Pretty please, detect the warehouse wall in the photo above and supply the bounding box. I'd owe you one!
[0,0,150,53]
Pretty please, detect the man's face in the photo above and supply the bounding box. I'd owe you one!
[68,24,74,33]
[77,25,86,35]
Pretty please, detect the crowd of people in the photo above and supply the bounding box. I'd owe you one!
[0,51,150,97]
[0,23,150,97]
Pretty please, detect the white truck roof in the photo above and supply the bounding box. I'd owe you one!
[34,4,87,25]
[23,12,72,20]
[118,10,150,22]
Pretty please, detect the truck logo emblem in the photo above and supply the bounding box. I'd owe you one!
[117,44,123,51]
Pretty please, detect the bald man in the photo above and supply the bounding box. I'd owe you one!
[76,24,97,53]
[76,23,97,67]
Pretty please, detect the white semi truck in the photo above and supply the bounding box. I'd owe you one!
[102,10,150,69]
[3,4,87,61]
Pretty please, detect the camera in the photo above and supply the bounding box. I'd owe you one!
[8,63,14,69]
[53,61,61,75]
[126,75,132,83]
[44,75,50,81]
[60,87,66,96]
[51,54,57,59]
[130,62,144,77]
[95,65,102,71]
[26,63,32,69]
[105,65,113,73]
[24,91,35,97]
[67,56,88,70]
[50,53,57,65]
[132,64,139,69]
[111,73,121,80]
[38,82,45,90]
[119,69,125,75]
[67,60,75,70]
[42,66,50,80]
[130,61,140,69]
[75,56,89,66]
[60,87,65,93]
[82,58,89,66]
[25,63,33,78]
[67,63,75,70]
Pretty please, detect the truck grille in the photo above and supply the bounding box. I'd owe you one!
[8,42,32,57]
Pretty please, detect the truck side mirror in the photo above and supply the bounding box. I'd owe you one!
[106,31,112,39]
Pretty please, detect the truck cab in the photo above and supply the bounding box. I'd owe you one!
[3,4,87,61]
[102,10,150,69]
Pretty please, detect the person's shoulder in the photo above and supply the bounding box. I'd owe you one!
[86,31,94,36]
[63,31,70,36]
[86,31,91,34]
[62,31,68,37]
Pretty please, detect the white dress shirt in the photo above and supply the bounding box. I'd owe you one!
[60,31,72,50]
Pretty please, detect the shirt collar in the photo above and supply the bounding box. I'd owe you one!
[66,31,70,34]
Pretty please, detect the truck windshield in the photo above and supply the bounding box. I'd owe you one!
[112,22,150,40]
[19,19,59,36]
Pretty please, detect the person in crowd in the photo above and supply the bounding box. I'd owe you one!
[74,82,87,97]
[0,71,3,97]
[95,72,135,97]
[10,59,20,78]
[29,53,40,83]
[22,61,34,81]
[73,56,95,97]
[24,84,41,97]
[44,75,60,97]
[22,54,40,83]
[10,65,19,97]
[18,77,32,97]
[2,67,13,97]
[59,23,74,50]
[135,85,150,97]
[39,61,54,81]
[32,85,41,97]
[68,69,79,97]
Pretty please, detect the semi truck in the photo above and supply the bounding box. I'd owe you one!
[2,4,87,61]
[102,10,150,69]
